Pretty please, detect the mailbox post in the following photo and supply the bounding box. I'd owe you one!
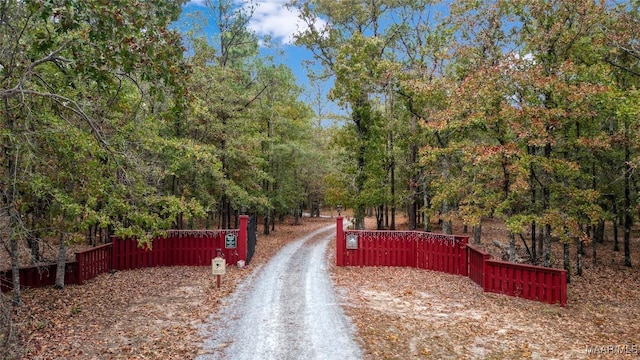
[212,256,226,288]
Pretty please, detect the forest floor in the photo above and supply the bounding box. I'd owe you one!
[334,218,640,359]
[3,215,640,359]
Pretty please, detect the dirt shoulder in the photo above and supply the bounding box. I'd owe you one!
[7,217,335,360]
[6,215,640,360]
[331,218,640,359]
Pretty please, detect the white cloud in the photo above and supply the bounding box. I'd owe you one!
[242,0,325,45]
[184,0,326,45]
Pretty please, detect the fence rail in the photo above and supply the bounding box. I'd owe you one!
[467,245,491,287]
[1,262,79,293]
[338,229,468,276]
[76,243,112,285]
[336,217,567,306]
[2,225,246,293]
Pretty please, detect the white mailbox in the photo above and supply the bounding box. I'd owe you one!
[346,234,358,249]
[212,257,226,275]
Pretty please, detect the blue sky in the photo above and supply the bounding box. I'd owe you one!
[178,0,333,116]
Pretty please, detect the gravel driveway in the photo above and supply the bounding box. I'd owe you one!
[197,223,362,360]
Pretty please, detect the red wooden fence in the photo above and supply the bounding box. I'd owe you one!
[336,217,469,276]
[340,231,415,267]
[336,217,567,306]
[2,221,247,292]
[111,229,241,270]
[76,243,112,285]
[484,258,567,306]
[467,245,567,306]
[0,262,79,293]
[415,233,468,276]
[467,245,491,287]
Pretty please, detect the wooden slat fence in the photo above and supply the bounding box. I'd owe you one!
[467,245,567,305]
[76,243,112,285]
[415,233,468,276]
[111,229,241,270]
[342,231,415,267]
[467,245,491,287]
[2,228,244,292]
[339,229,468,276]
[1,262,79,293]
[336,217,567,306]
[484,258,567,306]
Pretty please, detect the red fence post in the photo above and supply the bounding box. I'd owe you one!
[238,215,248,265]
[458,236,469,276]
[336,216,344,266]
[110,236,118,270]
[560,270,567,307]
[76,252,84,285]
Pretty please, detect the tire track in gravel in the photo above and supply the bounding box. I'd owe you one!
[197,223,362,360]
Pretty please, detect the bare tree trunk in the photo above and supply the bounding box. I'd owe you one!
[508,232,516,263]
[473,222,482,244]
[384,205,389,229]
[442,216,452,235]
[388,129,396,231]
[537,226,544,260]
[544,223,552,267]
[376,205,384,230]
[529,145,538,265]
[26,230,40,264]
[624,125,632,267]
[408,118,418,230]
[271,212,275,232]
[54,232,67,289]
[441,156,452,235]
[563,242,571,283]
[423,179,431,231]
[9,234,21,306]
[577,240,583,276]
[263,210,270,235]
[531,221,537,264]
[543,142,552,267]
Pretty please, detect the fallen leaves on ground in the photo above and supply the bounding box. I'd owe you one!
[9,216,640,360]
[10,217,334,359]
[330,218,640,359]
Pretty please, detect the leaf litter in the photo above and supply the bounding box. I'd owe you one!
[10,216,640,359]
[12,217,334,359]
[330,218,640,360]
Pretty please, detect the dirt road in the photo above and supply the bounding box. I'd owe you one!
[197,224,362,360]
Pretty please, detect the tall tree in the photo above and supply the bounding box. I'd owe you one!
[294,0,432,229]
[1,0,188,303]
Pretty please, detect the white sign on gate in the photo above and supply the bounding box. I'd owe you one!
[346,234,359,249]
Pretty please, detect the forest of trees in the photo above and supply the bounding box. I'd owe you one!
[293,0,640,278]
[1,0,639,308]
